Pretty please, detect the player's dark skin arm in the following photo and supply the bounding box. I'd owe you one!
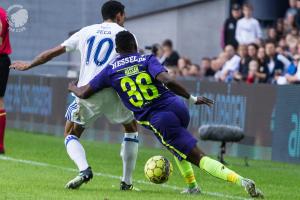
[68,81,95,99]
[156,72,214,106]
[10,45,66,70]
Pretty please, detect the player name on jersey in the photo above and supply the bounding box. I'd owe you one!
[112,55,146,69]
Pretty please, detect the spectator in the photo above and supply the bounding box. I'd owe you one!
[161,39,180,67]
[218,51,228,67]
[223,4,242,49]
[177,57,191,71]
[276,19,285,39]
[166,67,179,78]
[286,0,298,18]
[256,47,269,83]
[285,33,298,52]
[208,58,222,79]
[200,57,214,77]
[294,0,300,29]
[285,55,300,83]
[248,43,259,60]
[285,0,297,33]
[181,66,190,77]
[265,41,290,82]
[257,47,266,65]
[234,44,251,81]
[278,36,288,51]
[235,3,262,45]
[284,12,296,33]
[276,54,299,84]
[218,45,241,82]
[246,59,260,84]
[189,64,200,77]
[266,27,279,43]
[150,43,164,63]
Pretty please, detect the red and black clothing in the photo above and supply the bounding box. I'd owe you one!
[0,6,11,97]
[0,6,12,153]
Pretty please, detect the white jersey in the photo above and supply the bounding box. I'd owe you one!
[235,17,262,45]
[61,22,126,87]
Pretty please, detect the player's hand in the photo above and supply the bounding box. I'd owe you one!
[195,96,214,107]
[10,61,31,71]
[68,80,78,92]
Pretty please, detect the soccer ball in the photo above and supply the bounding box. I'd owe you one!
[144,155,173,184]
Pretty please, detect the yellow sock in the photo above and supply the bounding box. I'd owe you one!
[199,156,243,186]
[174,156,198,188]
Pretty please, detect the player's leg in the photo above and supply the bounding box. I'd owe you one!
[141,99,263,198]
[173,104,200,194]
[174,100,262,197]
[100,88,140,190]
[174,101,263,198]
[174,156,200,194]
[64,120,93,189]
[64,99,93,189]
[64,120,89,172]
[160,99,245,190]
[186,146,263,198]
[0,54,10,154]
[139,109,201,194]
[120,120,139,190]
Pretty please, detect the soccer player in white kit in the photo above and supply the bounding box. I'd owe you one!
[10,1,139,191]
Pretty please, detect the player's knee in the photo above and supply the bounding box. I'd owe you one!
[64,122,73,137]
[123,120,137,133]
[72,124,84,138]
[187,146,206,166]
[64,122,84,138]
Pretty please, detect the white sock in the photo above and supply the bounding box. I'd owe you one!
[120,132,139,185]
[65,135,89,172]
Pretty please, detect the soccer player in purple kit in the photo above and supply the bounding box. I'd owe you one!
[69,31,264,198]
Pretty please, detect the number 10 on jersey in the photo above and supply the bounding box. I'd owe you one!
[86,36,114,66]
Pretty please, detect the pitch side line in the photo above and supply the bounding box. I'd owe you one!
[0,156,251,200]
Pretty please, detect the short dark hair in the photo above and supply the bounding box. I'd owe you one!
[232,4,241,10]
[115,31,137,53]
[265,40,276,46]
[151,44,161,56]
[162,39,173,48]
[101,1,125,20]
[191,64,200,70]
[201,57,211,61]
[248,43,259,50]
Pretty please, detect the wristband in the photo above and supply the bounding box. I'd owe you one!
[189,95,197,104]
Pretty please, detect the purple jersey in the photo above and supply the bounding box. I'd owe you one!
[89,53,176,120]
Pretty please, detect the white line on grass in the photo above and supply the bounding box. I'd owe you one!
[0,156,251,200]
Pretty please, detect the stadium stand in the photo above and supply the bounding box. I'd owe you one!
[147,1,300,85]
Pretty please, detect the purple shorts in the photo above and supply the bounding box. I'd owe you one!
[139,97,198,160]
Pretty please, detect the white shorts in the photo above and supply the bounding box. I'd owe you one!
[65,88,134,127]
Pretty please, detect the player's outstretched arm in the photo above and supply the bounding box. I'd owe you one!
[10,45,66,71]
[68,67,111,99]
[156,72,214,107]
[68,81,95,99]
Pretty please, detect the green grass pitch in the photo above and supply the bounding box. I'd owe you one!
[0,129,300,200]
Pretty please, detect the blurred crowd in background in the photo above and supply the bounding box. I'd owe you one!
[146,0,300,84]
